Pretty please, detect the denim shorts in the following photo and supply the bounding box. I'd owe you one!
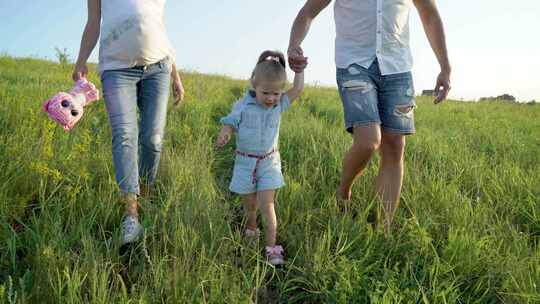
[336,60,416,134]
[230,152,285,194]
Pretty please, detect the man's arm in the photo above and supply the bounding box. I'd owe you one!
[288,0,332,73]
[413,0,451,103]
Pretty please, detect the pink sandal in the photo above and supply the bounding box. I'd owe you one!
[266,245,285,265]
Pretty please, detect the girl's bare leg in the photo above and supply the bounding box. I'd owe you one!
[242,193,258,231]
[257,190,277,247]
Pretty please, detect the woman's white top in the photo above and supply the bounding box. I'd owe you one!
[98,0,175,73]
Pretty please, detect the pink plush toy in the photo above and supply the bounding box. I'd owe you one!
[43,77,100,131]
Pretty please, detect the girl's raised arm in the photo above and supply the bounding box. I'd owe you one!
[286,71,305,102]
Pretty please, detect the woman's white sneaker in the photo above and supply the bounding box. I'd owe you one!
[121,215,143,245]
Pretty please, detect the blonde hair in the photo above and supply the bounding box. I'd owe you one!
[251,50,287,87]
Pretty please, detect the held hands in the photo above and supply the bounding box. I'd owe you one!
[215,125,233,148]
[433,69,451,104]
[287,46,308,73]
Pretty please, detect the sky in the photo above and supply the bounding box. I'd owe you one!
[1,0,539,102]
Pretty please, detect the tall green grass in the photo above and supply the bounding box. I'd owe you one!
[0,56,539,303]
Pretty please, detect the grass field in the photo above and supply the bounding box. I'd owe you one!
[0,56,539,303]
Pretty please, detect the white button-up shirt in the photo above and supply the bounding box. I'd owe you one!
[334,0,413,75]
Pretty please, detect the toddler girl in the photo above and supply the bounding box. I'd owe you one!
[216,50,304,265]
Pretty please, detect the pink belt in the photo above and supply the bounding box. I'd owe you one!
[235,148,277,184]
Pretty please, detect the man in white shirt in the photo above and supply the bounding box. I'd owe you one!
[288,0,451,234]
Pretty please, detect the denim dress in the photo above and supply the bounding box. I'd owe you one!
[220,92,291,194]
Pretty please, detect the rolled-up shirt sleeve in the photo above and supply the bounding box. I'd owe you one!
[220,99,244,130]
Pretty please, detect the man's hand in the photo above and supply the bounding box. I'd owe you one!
[288,0,330,73]
[414,0,451,104]
[216,126,233,148]
[434,69,451,104]
[288,46,308,73]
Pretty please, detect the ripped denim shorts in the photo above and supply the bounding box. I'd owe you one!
[336,60,416,134]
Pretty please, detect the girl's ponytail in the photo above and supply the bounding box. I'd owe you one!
[257,50,286,69]
[252,50,287,86]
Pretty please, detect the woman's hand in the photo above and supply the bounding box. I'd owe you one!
[171,63,185,106]
[172,74,185,106]
[72,62,89,81]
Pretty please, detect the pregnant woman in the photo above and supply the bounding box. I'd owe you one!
[73,0,185,245]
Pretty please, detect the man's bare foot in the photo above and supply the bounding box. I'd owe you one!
[383,216,393,238]
[336,187,351,200]
[336,188,352,212]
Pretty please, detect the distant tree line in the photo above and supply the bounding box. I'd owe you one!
[421,89,537,104]
[479,94,516,102]
[478,94,537,104]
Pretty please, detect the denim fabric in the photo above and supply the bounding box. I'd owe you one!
[220,92,290,154]
[221,92,290,194]
[229,152,285,194]
[336,60,416,134]
[100,57,171,195]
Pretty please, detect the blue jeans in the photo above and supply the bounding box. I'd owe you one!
[100,57,171,195]
[336,60,416,134]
